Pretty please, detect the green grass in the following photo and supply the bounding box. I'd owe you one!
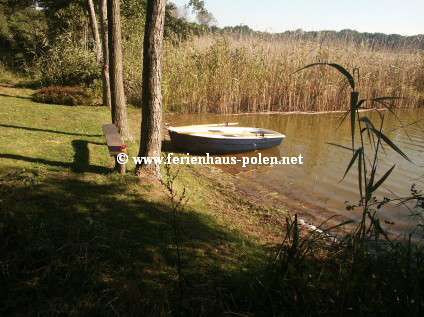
[0,87,269,316]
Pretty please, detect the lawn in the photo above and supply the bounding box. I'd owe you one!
[0,87,270,316]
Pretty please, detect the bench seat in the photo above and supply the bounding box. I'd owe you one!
[102,124,126,156]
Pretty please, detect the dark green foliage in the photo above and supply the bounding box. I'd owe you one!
[165,3,203,43]
[0,1,86,67]
[32,86,95,106]
[0,0,203,86]
[223,24,255,34]
[0,0,36,11]
[36,0,77,10]
[221,27,424,51]
[287,29,424,50]
[34,33,101,87]
[0,5,47,67]
[120,0,147,18]
[236,224,424,316]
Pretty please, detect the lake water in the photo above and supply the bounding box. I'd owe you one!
[168,109,424,237]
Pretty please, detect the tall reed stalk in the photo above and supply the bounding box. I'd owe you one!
[254,63,424,315]
[298,62,415,244]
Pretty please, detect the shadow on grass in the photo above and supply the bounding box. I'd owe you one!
[0,140,109,174]
[0,174,261,316]
[71,140,109,174]
[1,172,423,316]
[0,93,32,100]
[0,124,103,137]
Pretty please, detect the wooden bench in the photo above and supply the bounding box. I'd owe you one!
[102,124,127,173]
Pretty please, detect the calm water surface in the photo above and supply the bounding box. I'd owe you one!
[168,109,424,237]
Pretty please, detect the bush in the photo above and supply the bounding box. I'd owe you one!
[33,34,100,87]
[32,86,96,106]
[0,6,48,69]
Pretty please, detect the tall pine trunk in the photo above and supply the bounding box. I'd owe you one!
[99,0,111,108]
[107,0,131,140]
[87,0,101,64]
[134,0,166,179]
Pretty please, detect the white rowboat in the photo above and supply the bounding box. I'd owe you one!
[168,123,285,154]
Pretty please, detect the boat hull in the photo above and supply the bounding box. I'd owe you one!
[169,131,284,154]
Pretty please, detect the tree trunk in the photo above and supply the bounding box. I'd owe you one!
[134,0,166,179]
[99,0,111,108]
[107,0,131,140]
[87,0,102,64]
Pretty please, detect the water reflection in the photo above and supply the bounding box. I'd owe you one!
[168,109,424,237]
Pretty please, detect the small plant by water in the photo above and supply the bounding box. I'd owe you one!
[281,62,424,313]
[163,160,188,313]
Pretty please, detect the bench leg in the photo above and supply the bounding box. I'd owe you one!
[114,156,126,174]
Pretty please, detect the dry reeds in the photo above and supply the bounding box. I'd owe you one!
[124,33,424,114]
[124,35,424,114]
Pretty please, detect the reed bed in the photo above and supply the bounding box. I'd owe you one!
[156,34,423,113]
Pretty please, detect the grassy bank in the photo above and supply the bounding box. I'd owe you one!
[1,87,424,316]
[0,86,282,315]
[158,34,423,113]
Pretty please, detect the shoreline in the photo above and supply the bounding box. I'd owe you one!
[221,107,390,116]
[228,167,352,239]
